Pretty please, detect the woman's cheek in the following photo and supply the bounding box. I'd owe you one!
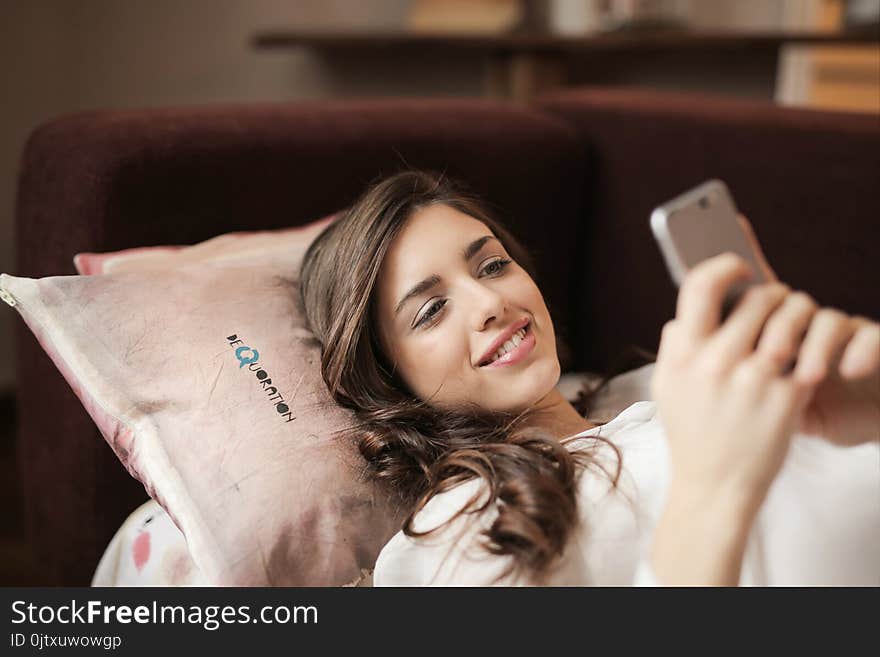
[412,331,457,386]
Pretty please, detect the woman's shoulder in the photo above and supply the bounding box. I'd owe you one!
[567,400,668,474]
[373,476,519,586]
[408,476,493,534]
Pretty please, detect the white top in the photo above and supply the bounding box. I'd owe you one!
[373,401,880,586]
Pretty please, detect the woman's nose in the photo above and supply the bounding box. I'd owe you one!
[469,282,507,331]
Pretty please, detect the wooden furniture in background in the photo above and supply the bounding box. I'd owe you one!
[407,0,523,34]
[776,0,879,113]
[252,29,879,103]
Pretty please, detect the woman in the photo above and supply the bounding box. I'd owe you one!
[299,170,879,586]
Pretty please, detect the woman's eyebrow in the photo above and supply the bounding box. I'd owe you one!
[394,235,499,316]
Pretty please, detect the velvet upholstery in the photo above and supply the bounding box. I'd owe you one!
[535,88,880,372]
[13,89,879,584]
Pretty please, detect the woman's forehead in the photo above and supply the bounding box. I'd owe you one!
[376,206,493,313]
[399,204,487,244]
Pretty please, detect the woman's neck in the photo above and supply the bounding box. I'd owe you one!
[527,387,596,442]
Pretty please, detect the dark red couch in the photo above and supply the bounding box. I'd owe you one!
[14,88,880,584]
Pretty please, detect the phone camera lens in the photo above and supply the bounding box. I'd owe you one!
[699,197,710,209]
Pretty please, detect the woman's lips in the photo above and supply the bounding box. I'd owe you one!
[480,325,536,369]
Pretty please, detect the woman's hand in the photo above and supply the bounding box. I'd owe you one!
[790,312,879,445]
[649,230,879,585]
[738,215,880,446]
[651,253,818,509]
[650,252,819,584]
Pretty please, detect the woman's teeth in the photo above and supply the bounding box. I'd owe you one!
[485,326,527,365]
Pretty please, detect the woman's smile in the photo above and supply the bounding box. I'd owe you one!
[479,322,536,369]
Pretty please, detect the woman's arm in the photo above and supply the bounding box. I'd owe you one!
[648,252,879,585]
[651,482,756,586]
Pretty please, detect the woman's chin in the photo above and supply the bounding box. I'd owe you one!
[489,358,560,411]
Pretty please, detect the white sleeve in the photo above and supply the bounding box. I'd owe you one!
[373,478,524,586]
[632,559,661,586]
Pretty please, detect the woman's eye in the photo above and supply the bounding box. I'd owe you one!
[416,299,446,328]
[414,258,511,329]
[481,257,512,276]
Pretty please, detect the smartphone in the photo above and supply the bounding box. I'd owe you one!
[651,179,767,317]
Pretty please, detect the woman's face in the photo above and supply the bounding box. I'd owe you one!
[374,203,560,414]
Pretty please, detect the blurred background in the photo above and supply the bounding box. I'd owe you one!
[1,0,878,583]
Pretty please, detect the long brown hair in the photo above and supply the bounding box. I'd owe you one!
[299,170,620,583]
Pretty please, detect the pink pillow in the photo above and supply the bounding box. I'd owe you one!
[2,216,404,586]
[72,223,334,275]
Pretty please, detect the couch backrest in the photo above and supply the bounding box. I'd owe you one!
[536,87,880,372]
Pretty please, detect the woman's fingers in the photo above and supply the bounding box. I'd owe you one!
[677,252,754,338]
[736,214,778,283]
[675,253,875,388]
[794,308,857,385]
[707,283,789,369]
[755,291,818,369]
[838,318,880,380]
